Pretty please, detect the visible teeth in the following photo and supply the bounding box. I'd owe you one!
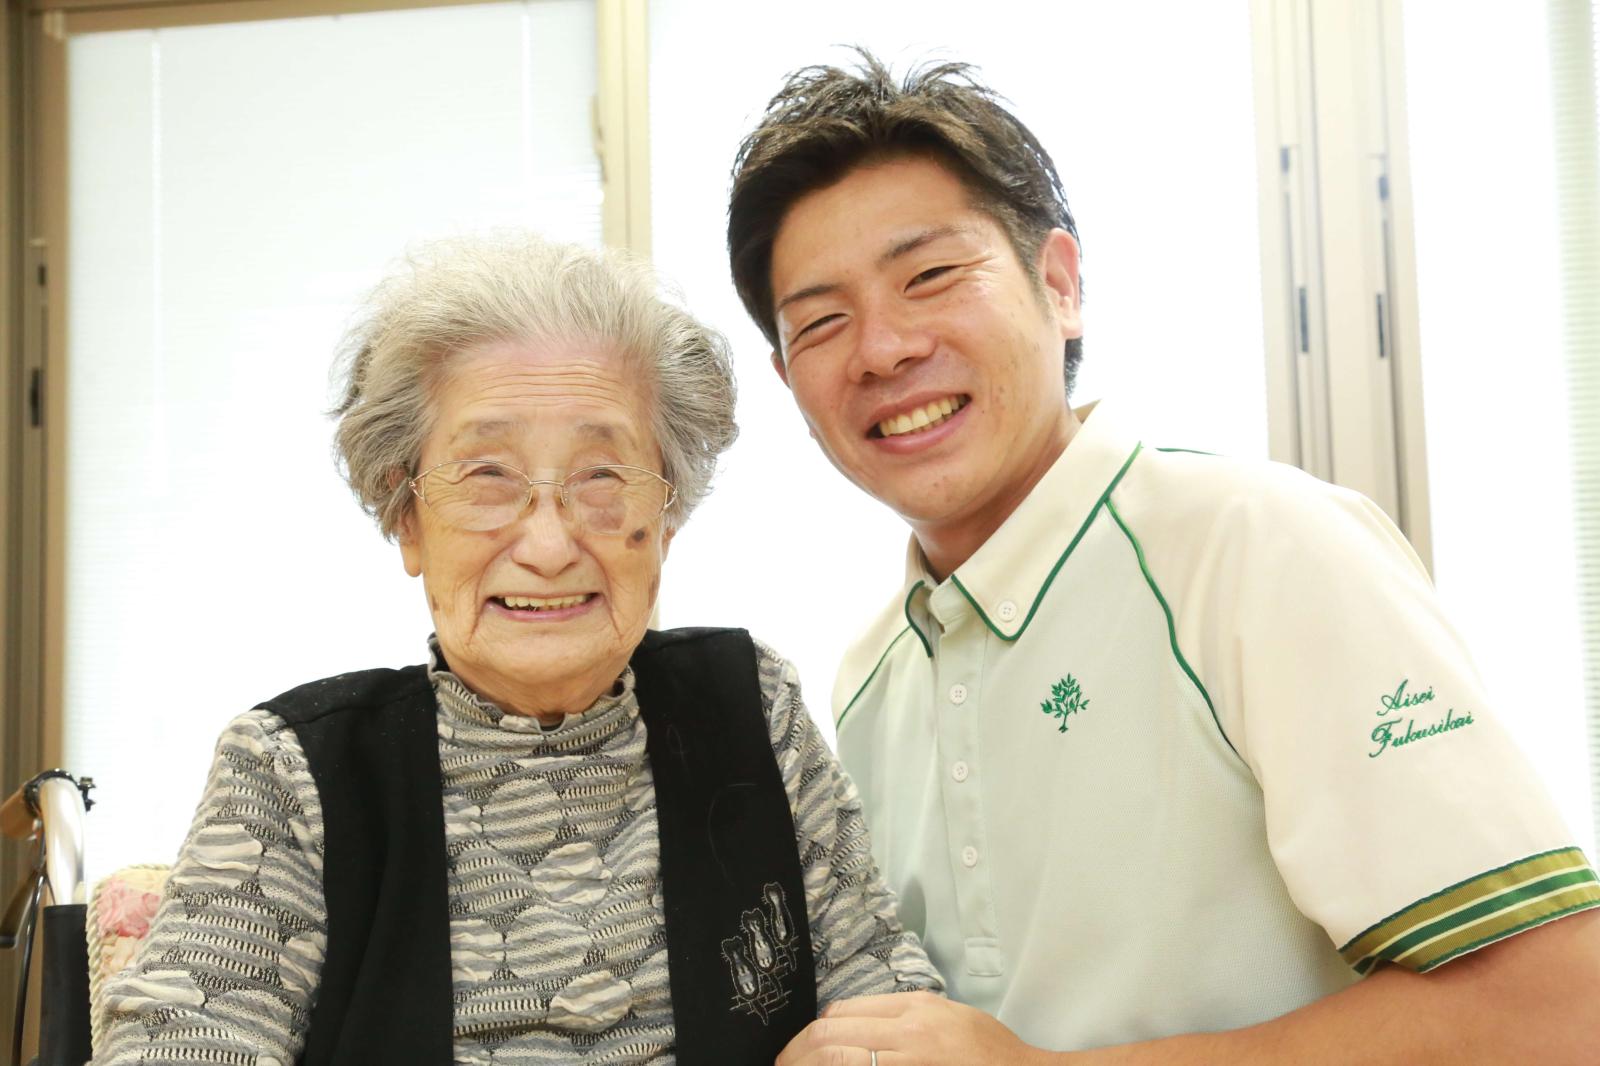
[878,396,966,438]
[502,594,589,611]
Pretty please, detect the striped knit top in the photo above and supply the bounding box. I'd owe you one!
[92,639,941,1064]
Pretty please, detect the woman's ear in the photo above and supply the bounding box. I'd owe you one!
[392,471,424,578]
[398,509,424,578]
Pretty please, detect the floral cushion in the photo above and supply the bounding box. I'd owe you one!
[85,864,170,1047]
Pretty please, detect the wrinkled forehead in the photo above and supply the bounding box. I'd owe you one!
[437,412,658,471]
[447,417,634,449]
[425,341,660,467]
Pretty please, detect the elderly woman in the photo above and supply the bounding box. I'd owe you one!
[93,234,941,1065]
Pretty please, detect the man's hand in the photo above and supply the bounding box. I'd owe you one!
[779,910,1600,1065]
[777,991,1045,1066]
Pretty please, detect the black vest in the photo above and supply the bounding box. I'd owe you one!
[262,627,817,1065]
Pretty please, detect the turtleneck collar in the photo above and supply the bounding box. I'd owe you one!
[425,636,640,754]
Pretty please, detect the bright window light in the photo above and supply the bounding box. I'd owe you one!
[64,0,600,881]
[1402,2,1593,845]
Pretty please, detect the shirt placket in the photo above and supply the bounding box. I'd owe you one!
[926,582,1005,978]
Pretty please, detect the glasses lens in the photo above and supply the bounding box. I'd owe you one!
[566,466,667,535]
[420,461,527,531]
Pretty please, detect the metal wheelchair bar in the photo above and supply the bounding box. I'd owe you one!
[34,777,89,907]
[3,769,95,1066]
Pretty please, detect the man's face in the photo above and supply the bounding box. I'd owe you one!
[768,155,1082,543]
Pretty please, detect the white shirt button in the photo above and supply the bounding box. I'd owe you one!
[948,683,968,705]
[996,599,1018,623]
[961,845,979,868]
[951,760,970,782]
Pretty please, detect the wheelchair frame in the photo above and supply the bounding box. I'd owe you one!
[1,770,94,1066]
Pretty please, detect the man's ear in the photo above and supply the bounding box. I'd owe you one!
[770,349,790,388]
[1037,228,1084,341]
[660,523,676,560]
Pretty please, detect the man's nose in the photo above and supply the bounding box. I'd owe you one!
[848,299,935,382]
[506,487,582,573]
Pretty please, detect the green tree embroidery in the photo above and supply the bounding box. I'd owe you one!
[1040,675,1090,733]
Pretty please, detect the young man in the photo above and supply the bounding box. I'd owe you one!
[727,53,1600,1065]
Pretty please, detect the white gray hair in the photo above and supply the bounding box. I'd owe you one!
[332,232,738,537]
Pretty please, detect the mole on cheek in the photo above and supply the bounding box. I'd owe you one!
[629,528,647,545]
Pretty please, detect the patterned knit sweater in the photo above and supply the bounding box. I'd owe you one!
[93,640,941,1064]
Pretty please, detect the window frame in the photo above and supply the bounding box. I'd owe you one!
[1249,0,1433,569]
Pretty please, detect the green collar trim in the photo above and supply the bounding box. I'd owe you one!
[902,581,932,658]
[836,624,918,730]
[951,442,1144,642]
[1153,446,1218,457]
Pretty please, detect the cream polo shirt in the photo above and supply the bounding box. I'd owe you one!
[832,401,1600,1052]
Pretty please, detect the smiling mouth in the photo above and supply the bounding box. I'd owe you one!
[869,395,969,439]
[492,594,595,612]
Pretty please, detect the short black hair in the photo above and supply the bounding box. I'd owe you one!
[728,48,1083,392]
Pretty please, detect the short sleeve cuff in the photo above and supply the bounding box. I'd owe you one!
[1339,847,1600,974]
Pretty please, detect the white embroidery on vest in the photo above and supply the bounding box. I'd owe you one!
[720,881,797,1023]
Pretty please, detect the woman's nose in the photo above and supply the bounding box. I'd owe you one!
[506,488,582,573]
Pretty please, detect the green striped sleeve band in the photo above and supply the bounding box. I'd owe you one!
[1339,847,1600,975]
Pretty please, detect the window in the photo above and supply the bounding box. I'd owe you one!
[1402,0,1597,849]
[59,0,603,878]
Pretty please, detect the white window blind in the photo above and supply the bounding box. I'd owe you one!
[648,1,1267,744]
[1402,0,1594,847]
[63,0,600,881]
[1548,0,1600,856]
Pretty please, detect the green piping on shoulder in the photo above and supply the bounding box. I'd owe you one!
[836,625,919,730]
[1105,496,1240,760]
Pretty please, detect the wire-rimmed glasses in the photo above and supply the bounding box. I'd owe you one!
[410,460,676,535]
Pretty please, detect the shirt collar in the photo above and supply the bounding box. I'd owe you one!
[900,399,1144,646]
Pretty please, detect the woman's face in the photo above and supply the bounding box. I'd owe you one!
[398,338,672,719]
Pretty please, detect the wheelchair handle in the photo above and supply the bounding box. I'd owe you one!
[37,777,89,906]
[2,770,95,905]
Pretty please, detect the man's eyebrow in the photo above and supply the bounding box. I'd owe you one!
[879,225,968,266]
[774,282,839,316]
[773,225,975,317]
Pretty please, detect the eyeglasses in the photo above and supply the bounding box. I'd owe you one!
[410,460,676,535]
